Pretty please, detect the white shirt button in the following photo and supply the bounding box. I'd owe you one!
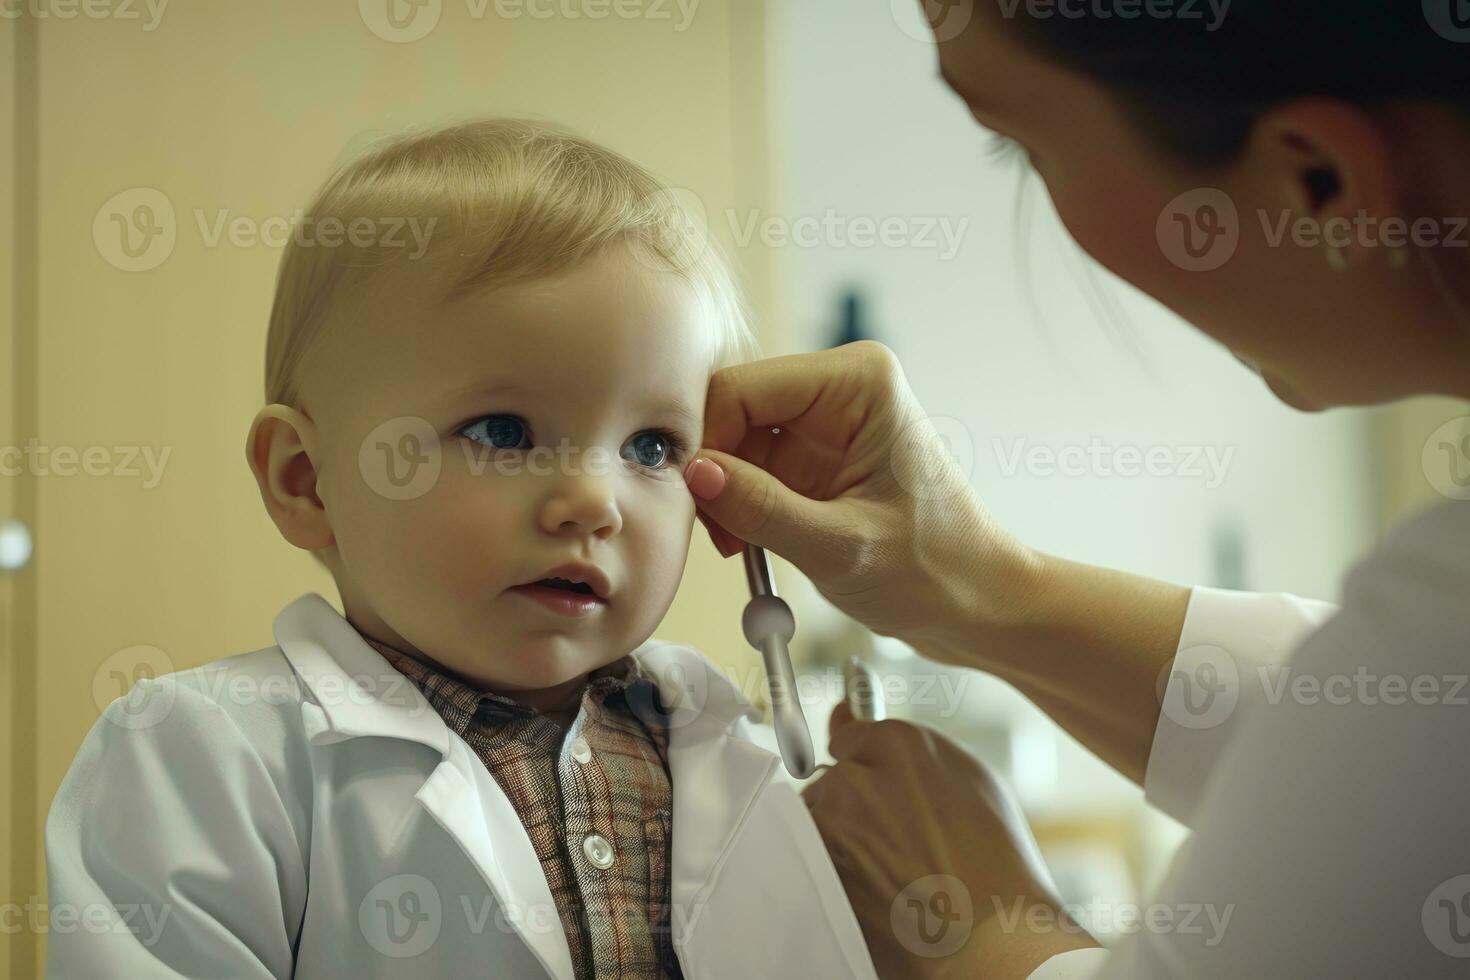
[582,834,615,870]
[571,737,592,764]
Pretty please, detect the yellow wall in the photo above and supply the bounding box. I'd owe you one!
[1374,397,1470,535]
[5,3,777,974]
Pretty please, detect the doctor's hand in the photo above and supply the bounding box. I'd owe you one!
[682,341,1040,666]
[803,703,1101,980]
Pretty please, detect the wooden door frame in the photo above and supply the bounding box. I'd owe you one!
[5,9,42,980]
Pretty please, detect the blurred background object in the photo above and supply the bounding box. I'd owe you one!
[5,1,1469,974]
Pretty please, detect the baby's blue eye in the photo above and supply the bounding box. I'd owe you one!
[622,431,672,469]
[462,415,527,450]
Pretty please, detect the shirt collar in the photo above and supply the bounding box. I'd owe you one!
[360,633,664,740]
[273,593,763,752]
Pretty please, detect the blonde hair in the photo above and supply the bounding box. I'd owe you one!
[263,118,760,409]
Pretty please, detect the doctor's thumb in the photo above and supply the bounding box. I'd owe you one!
[828,700,856,734]
[826,700,891,763]
[683,450,827,564]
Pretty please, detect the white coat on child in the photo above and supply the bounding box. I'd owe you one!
[44,592,879,979]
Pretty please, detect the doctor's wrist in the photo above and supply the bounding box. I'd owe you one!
[965,897,1104,980]
[904,499,1051,672]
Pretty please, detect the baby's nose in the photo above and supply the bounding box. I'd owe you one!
[539,479,622,539]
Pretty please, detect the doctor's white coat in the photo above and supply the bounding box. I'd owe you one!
[44,592,879,979]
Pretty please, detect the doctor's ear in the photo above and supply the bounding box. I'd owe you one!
[245,405,335,553]
[1245,97,1401,269]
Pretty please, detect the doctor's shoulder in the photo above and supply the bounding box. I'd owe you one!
[1241,495,1470,731]
[1322,498,1470,673]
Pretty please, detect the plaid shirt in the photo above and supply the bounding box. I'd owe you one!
[361,634,684,980]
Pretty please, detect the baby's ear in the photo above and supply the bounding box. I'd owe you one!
[245,405,334,552]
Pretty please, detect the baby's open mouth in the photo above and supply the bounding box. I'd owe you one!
[536,577,597,596]
[510,576,609,618]
[510,563,611,613]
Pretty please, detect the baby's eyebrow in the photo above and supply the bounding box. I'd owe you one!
[655,401,702,432]
[443,379,531,401]
[443,379,700,430]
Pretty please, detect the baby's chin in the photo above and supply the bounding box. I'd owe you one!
[490,635,623,692]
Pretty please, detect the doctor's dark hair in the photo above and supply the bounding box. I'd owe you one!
[1002,2,1470,167]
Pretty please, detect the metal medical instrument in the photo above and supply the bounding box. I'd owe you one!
[842,655,886,722]
[741,543,817,778]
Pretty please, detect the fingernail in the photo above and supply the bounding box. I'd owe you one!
[684,457,726,501]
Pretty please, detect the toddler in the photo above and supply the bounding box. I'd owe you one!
[44,120,875,979]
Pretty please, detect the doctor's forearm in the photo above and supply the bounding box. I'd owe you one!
[943,552,1192,787]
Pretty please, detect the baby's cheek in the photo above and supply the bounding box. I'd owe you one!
[399,479,520,592]
[631,503,695,598]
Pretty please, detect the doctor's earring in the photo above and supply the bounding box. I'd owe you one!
[1387,244,1409,271]
[1326,245,1348,272]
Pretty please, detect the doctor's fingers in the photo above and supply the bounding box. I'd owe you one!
[701,340,915,457]
[831,718,1013,814]
[801,754,875,816]
[828,715,934,767]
